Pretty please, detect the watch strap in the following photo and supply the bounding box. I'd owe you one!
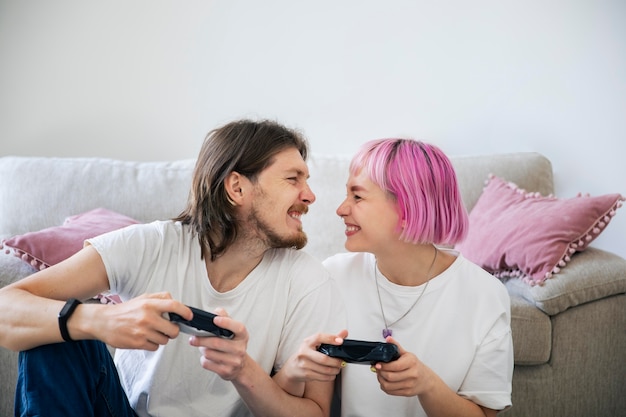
[58,298,82,342]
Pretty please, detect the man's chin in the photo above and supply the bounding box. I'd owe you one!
[289,233,308,250]
[293,235,307,250]
[272,232,307,250]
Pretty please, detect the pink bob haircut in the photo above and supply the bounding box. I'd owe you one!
[349,138,469,246]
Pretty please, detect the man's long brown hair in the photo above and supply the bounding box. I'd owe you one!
[174,119,309,261]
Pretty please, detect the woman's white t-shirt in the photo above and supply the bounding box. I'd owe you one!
[88,220,345,417]
[323,251,513,417]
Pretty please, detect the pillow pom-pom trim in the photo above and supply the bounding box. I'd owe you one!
[4,244,50,271]
[532,195,623,286]
[93,293,122,305]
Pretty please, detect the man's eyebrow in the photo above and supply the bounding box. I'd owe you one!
[284,167,310,179]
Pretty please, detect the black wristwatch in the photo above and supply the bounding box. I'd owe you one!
[58,298,82,342]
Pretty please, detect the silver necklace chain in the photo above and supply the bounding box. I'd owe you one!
[374,246,438,339]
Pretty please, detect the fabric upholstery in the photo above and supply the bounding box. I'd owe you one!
[0,157,194,237]
[505,248,626,315]
[507,294,626,417]
[450,152,554,212]
[509,295,551,365]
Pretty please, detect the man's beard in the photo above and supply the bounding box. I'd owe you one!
[248,205,308,250]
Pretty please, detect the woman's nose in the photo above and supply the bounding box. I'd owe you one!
[336,199,349,217]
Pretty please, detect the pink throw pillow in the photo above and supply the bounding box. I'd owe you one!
[1,208,139,270]
[455,175,624,286]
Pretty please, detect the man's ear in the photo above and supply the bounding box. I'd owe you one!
[224,171,245,205]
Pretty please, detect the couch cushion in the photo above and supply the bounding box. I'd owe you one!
[510,294,551,365]
[505,247,626,315]
[1,208,138,270]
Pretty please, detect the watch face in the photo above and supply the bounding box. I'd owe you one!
[59,299,81,317]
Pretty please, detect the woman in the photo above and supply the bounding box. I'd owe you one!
[278,138,513,417]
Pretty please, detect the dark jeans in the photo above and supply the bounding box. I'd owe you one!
[15,340,136,417]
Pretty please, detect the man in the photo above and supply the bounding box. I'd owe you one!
[0,119,345,416]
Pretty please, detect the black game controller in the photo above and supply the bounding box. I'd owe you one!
[168,305,234,339]
[318,339,400,364]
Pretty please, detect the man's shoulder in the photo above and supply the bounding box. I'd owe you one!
[267,248,323,266]
[264,248,330,280]
[131,220,194,238]
[92,220,196,250]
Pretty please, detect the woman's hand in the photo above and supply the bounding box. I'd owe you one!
[373,336,499,417]
[371,336,435,397]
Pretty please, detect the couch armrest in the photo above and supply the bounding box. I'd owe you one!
[0,251,37,288]
[504,247,626,315]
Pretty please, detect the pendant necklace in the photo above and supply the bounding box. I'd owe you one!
[375,246,438,339]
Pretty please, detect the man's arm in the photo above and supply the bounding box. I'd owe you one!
[0,245,191,352]
[236,357,334,417]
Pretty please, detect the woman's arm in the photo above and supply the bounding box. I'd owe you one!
[374,336,501,417]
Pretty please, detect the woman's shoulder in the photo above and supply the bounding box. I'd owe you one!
[449,251,510,298]
[323,251,373,272]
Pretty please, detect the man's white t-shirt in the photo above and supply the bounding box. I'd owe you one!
[323,251,513,417]
[88,220,345,417]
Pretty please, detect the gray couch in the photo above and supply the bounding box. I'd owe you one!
[1,153,624,417]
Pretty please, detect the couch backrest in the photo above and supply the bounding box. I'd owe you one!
[0,157,196,236]
[303,152,554,261]
[0,152,553,262]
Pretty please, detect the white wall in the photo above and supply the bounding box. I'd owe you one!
[1,0,624,258]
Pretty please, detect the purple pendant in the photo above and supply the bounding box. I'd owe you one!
[382,328,392,338]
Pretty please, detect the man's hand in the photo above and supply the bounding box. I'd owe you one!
[273,329,348,397]
[189,307,250,381]
[91,292,191,351]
